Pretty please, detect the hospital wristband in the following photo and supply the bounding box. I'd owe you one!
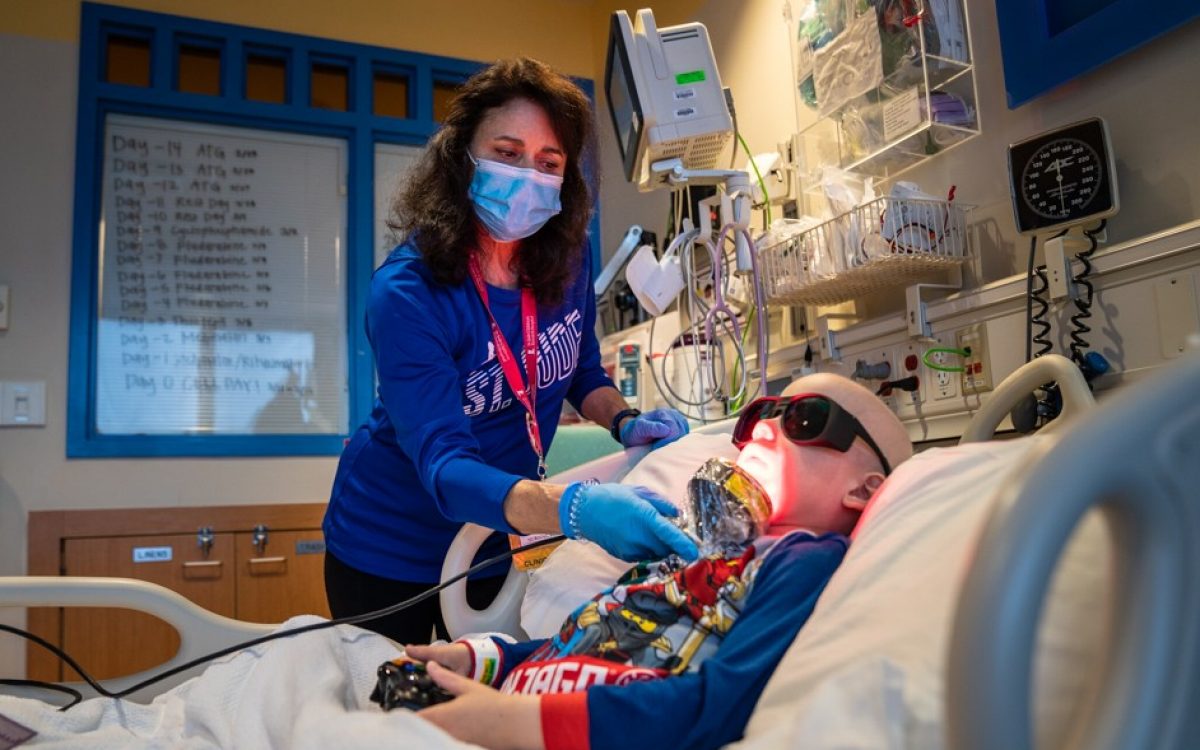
[456,636,505,686]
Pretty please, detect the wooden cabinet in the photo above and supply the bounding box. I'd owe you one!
[234,528,330,625]
[27,504,330,681]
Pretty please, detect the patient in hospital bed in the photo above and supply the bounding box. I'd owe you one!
[403,373,913,750]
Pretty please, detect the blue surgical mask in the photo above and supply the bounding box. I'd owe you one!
[468,154,563,242]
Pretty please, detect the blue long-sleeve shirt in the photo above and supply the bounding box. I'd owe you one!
[323,240,613,582]
[471,532,848,750]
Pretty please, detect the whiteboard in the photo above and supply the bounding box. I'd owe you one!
[96,114,348,435]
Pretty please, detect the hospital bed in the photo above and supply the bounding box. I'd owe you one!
[1,352,1197,750]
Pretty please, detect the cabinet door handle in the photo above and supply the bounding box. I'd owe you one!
[248,556,287,565]
[182,559,223,579]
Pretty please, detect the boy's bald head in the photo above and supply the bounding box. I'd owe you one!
[734,373,913,535]
[780,373,913,475]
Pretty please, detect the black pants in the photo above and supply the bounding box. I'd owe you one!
[324,550,505,645]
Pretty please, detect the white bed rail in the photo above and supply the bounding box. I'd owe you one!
[0,576,275,703]
[947,351,1200,750]
[959,353,1093,443]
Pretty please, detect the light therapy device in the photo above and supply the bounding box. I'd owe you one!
[604,9,733,192]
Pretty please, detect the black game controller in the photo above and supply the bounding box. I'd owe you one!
[370,658,455,712]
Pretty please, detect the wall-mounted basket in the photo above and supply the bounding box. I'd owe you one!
[758,195,968,307]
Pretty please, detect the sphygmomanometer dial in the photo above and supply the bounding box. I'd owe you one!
[1020,138,1102,220]
[1007,117,1118,235]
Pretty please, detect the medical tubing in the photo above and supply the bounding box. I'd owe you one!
[728,306,755,411]
[702,231,744,411]
[1068,220,1105,364]
[716,221,769,399]
[922,347,968,372]
[671,232,745,413]
[737,132,773,226]
[668,230,723,411]
[0,535,567,710]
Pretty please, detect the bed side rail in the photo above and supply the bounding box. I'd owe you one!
[0,576,274,703]
[947,352,1200,750]
[960,353,1094,443]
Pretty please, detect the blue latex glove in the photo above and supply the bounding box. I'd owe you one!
[619,408,690,450]
[559,482,699,562]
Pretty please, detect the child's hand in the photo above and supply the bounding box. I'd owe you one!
[419,662,543,750]
[402,643,472,677]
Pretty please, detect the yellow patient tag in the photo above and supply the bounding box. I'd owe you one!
[508,533,562,571]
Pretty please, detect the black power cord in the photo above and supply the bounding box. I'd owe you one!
[1029,264,1053,358]
[1068,220,1106,373]
[0,535,566,711]
[1025,235,1036,363]
[1025,228,1070,363]
[1018,228,1071,433]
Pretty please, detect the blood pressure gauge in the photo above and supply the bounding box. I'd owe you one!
[1007,117,1118,235]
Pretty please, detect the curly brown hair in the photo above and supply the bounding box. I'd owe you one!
[389,57,597,306]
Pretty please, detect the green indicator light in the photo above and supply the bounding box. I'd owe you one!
[675,70,706,85]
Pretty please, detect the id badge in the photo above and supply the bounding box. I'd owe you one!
[508,533,562,571]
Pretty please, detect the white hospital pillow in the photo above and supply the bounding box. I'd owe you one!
[735,435,1110,750]
[521,431,740,638]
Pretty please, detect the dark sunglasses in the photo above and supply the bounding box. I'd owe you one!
[732,393,892,475]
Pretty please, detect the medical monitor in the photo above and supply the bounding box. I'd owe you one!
[604,9,733,192]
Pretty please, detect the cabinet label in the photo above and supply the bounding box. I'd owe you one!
[132,546,173,563]
[295,540,326,555]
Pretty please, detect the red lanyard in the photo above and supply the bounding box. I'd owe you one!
[466,254,545,479]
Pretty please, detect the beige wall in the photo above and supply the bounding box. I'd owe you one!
[2,0,599,76]
[673,1,1200,309]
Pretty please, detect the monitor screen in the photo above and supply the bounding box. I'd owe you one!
[605,12,643,183]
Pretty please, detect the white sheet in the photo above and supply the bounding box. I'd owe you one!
[0,617,476,749]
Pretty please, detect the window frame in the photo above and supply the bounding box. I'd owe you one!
[71,3,598,458]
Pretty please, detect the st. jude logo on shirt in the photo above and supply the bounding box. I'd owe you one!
[462,308,583,417]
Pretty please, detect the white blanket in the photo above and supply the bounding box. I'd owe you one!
[0,617,478,749]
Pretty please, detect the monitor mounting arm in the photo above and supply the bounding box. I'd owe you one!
[650,159,755,274]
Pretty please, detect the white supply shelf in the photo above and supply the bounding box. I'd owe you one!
[789,0,980,187]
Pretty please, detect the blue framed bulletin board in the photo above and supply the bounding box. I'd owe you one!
[995,0,1200,108]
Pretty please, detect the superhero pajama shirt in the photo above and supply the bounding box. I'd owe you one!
[455,530,848,750]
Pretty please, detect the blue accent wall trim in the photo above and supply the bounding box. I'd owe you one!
[996,0,1200,108]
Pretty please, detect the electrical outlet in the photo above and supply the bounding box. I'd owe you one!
[928,342,959,400]
[957,324,992,394]
[893,341,924,411]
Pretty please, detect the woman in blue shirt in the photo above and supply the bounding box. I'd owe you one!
[323,58,695,645]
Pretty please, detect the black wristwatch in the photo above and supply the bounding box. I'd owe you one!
[610,408,641,443]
